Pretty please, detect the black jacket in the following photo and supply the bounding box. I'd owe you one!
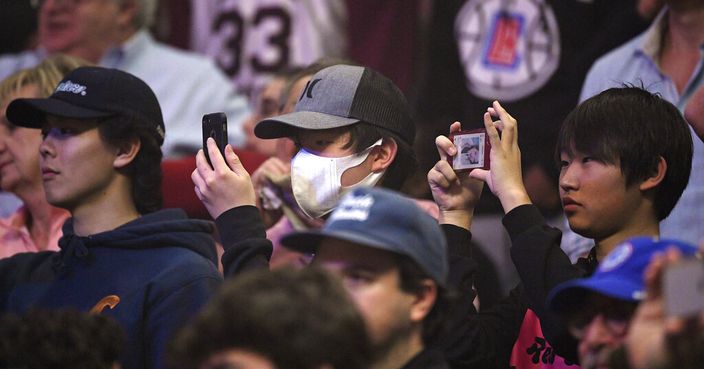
[505,204,599,364]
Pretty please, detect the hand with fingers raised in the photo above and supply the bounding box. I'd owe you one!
[428,121,484,230]
[191,137,257,219]
[469,101,532,214]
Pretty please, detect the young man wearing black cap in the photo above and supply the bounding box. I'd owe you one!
[0,66,222,369]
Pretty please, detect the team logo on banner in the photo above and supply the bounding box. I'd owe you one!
[455,0,560,101]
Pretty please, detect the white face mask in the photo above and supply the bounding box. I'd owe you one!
[291,139,385,219]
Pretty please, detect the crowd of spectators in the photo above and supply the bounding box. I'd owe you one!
[1,1,703,369]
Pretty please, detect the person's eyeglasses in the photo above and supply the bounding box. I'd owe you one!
[567,300,637,340]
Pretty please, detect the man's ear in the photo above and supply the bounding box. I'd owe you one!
[640,156,667,191]
[370,137,398,172]
[113,137,141,169]
[409,279,437,323]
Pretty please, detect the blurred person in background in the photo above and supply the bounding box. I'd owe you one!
[0,54,87,258]
[0,0,249,158]
[546,238,697,369]
[0,308,125,369]
[579,0,704,246]
[169,267,371,369]
[242,67,302,160]
[623,243,704,369]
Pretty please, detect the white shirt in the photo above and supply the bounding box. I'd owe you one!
[0,30,250,158]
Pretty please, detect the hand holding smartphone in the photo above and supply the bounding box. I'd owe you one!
[202,112,228,168]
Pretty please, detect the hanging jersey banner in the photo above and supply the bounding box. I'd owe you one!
[455,0,560,101]
[190,0,347,99]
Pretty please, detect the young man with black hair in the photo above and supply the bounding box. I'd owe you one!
[428,87,692,368]
[0,66,222,369]
[169,267,371,369]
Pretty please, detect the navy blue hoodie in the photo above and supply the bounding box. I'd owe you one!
[0,209,222,369]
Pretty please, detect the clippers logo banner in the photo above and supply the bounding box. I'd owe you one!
[455,0,560,101]
[484,14,523,69]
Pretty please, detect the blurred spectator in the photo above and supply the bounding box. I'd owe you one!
[624,244,704,369]
[547,237,697,369]
[0,308,125,369]
[188,0,347,100]
[685,84,704,143]
[579,0,704,246]
[242,67,302,159]
[0,0,250,158]
[169,267,371,369]
[0,55,87,258]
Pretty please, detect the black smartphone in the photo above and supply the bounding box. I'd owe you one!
[202,112,228,168]
[664,258,704,318]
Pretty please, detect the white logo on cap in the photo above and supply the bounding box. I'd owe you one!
[599,242,634,272]
[329,193,374,222]
[631,290,645,300]
[55,80,87,96]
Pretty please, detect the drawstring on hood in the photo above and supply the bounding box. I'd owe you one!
[51,209,217,275]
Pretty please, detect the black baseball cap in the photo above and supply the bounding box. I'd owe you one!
[7,66,165,144]
[254,64,415,147]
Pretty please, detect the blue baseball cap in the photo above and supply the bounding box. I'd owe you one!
[548,237,698,313]
[281,187,448,285]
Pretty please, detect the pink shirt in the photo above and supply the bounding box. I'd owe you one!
[0,206,68,258]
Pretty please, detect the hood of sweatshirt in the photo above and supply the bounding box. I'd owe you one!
[56,209,218,269]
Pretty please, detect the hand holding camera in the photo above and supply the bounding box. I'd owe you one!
[428,121,484,230]
[469,101,531,214]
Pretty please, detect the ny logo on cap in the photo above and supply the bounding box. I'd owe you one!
[299,78,322,101]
